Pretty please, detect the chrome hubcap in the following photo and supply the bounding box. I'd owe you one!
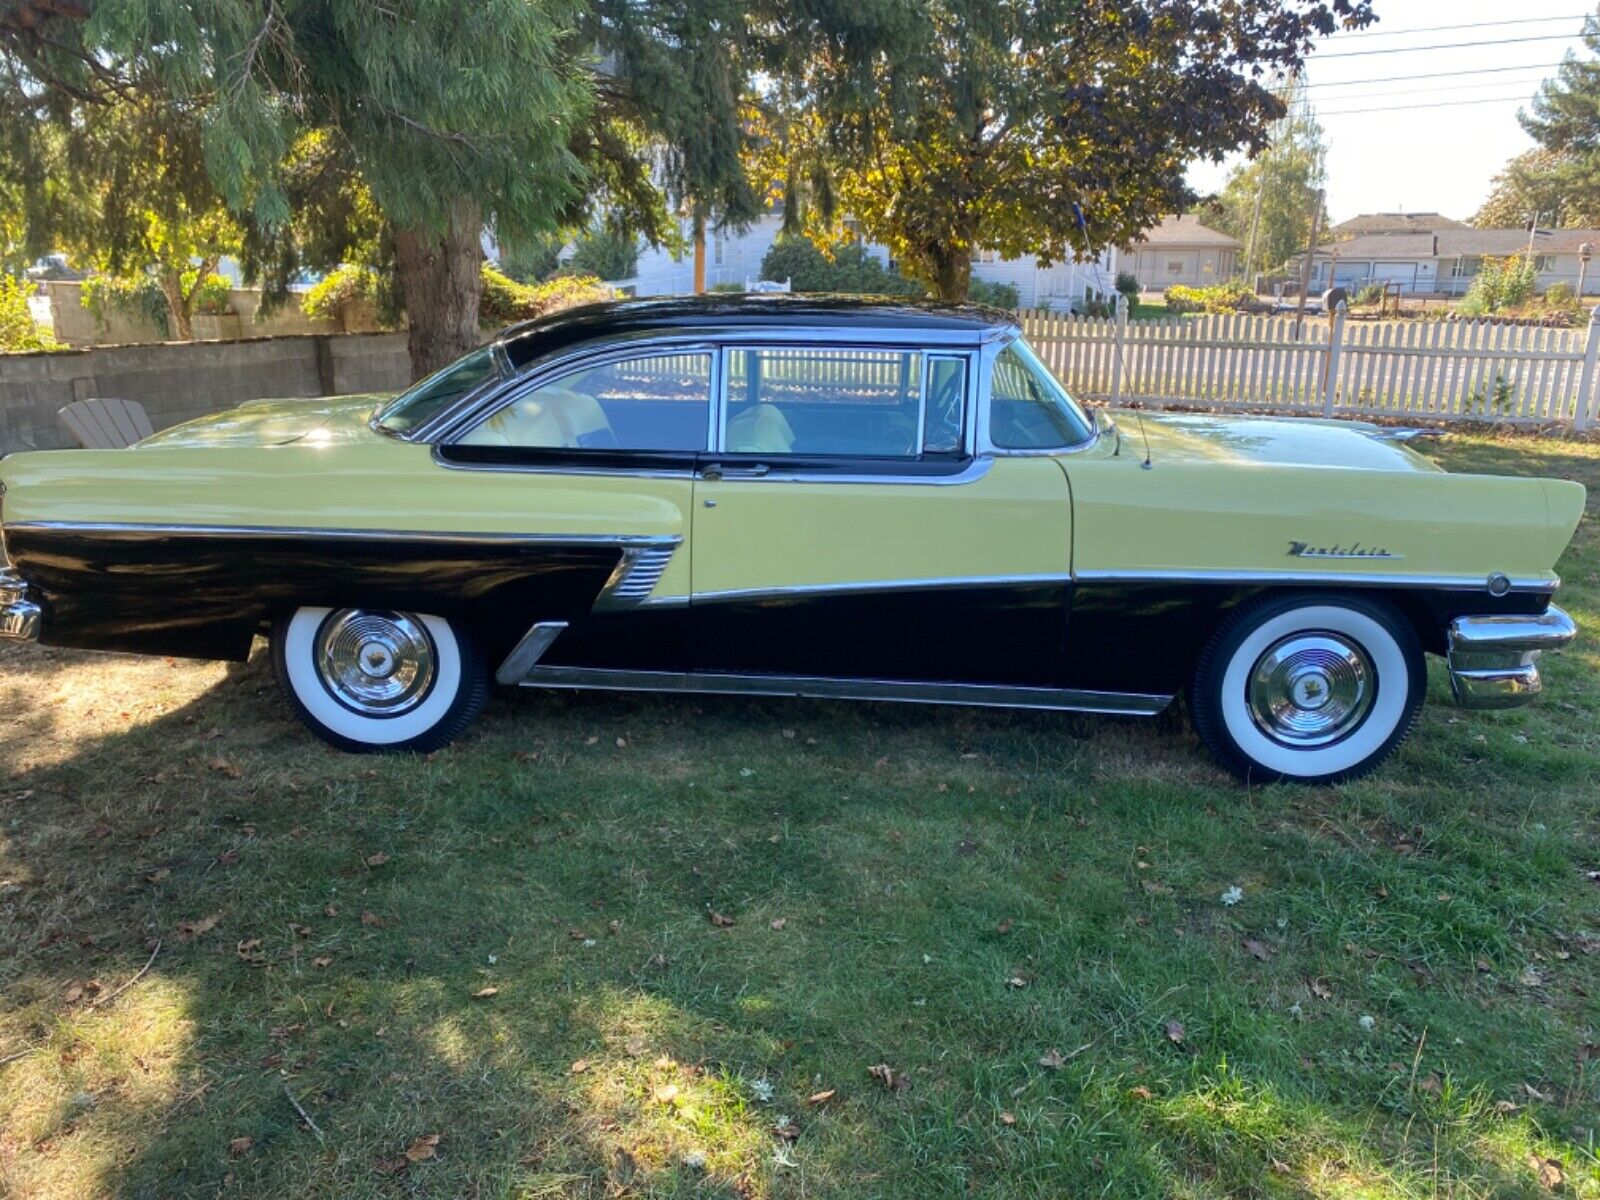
[315,609,436,716]
[1247,632,1374,747]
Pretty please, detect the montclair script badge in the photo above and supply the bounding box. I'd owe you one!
[1287,540,1401,561]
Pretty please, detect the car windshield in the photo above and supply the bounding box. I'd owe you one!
[989,338,1094,448]
[375,345,503,436]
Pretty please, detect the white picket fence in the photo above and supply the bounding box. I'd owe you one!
[1024,302,1600,428]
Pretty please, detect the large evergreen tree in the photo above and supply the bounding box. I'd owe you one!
[1500,9,1600,232]
[770,0,1375,301]
[1200,76,1328,277]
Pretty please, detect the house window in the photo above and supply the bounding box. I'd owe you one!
[1451,257,1482,278]
[713,235,726,266]
[1533,254,1557,273]
[971,249,998,265]
[1167,260,1185,275]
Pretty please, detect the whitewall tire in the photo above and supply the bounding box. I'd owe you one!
[1191,594,1424,785]
[272,606,489,752]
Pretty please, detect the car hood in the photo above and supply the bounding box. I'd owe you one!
[136,394,394,449]
[1114,411,1445,473]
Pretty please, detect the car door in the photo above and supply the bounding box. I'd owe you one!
[689,340,1074,687]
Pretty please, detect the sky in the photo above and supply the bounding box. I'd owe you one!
[1185,0,1596,225]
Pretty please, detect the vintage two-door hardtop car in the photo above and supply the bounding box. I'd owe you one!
[0,297,1585,782]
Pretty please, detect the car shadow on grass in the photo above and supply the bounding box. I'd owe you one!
[1,641,1597,1198]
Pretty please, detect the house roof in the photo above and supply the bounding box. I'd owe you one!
[1132,214,1240,249]
[1312,228,1600,260]
[1331,212,1468,235]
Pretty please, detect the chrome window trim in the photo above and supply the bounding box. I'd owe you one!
[690,572,1070,606]
[510,664,1173,717]
[693,455,994,488]
[434,341,720,449]
[413,326,995,445]
[375,341,514,441]
[428,449,696,479]
[921,352,969,455]
[976,332,1102,458]
[1071,567,1559,594]
[2,520,682,551]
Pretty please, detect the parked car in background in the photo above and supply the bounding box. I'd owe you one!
[0,297,1582,783]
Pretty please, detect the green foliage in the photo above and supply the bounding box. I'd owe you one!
[80,274,173,338]
[192,273,233,315]
[496,232,568,285]
[1353,283,1385,306]
[477,265,612,327]
[1115,271,1141,304]
[767,0,1370,298]
[1202,77,1328,274]
[1474,148,1600,229]
[708,281,746,293]
[1459,257,1537,316]
[966,278,1021,310]
[301,266,384,324]
[0,275,61,352]
[1164,281,1260,315]
[1514,11,1600,229]
[759,238,921,296]
[567,227,639,282]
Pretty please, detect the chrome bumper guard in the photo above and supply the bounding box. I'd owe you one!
[1447,606,1576,709]
[0,569,40,642]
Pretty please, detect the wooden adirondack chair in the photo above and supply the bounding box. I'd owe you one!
[58,398,155,449]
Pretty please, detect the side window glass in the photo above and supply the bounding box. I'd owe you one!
[923,356,968,453]
[458,352,712,451]
[723,348,928,457]
[988,343,1092,449]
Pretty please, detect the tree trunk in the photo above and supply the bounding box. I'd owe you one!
[158,268,194,340]
[927,245,972,302]
[392,200,484,381]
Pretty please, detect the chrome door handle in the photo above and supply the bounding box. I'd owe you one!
[699,463,769,480]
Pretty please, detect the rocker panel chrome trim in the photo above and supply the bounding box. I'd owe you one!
[514,665,1173,716]
[494,620,568,687]
[689,573,1071,605]
[1071,567,1558,594]
[3,521,682,552]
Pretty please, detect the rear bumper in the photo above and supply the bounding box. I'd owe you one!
[0,569,40,642]
[1447,606,1576,709]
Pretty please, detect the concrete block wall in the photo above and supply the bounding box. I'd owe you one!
[0,332,411,453]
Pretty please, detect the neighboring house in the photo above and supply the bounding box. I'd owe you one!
[1121,214,1240,289]
[1300,228,1600,296]
[967,245,1121,309]
[1329,211,1468,238]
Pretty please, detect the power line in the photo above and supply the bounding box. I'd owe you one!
[1319,93,1538,117]
[1317,32,1582,59]
[1314,74,1551,104]
[1326,14,1588,40]
[1304,62,1564,89]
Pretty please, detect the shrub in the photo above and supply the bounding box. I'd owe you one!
[301,265,382,323]
[1115,271,1141,304]
[1163,281,1260,315]
[1354,282,1385,306]
[708,281,745,293]
[193,273,233,315]
[80,274,171,337]
[478,264,612,326]
[967,278,1020,310]
[497,232,565,284]
[567,228,638,282]
[1459,256,1536,316]
[0,275,62,352]
[1545,281,1576,306]
[759,238,922,296]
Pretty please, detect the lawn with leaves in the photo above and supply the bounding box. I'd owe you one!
[2,432,1599,1199]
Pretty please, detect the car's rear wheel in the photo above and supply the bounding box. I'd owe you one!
[272,606,488,752]
[1190,593,1424,785]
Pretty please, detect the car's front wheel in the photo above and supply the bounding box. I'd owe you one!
[272,606,488,752]
[1190,593,1424,785]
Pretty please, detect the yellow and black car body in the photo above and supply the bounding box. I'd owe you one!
[0,297,1584,783]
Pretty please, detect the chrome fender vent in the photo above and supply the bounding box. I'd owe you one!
[595,544,677,610]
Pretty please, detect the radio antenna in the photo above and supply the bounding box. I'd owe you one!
[1133,406,1153,469]
[1105,293,1152,469]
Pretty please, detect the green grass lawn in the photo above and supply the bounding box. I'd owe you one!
[2,432,1598,1199]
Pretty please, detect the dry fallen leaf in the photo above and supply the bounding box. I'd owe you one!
[996,918,1014,935]
[145,868,170,883]
[217,850,240,866]
[177,914,221,939]
[1128,1085,1154,1100]
[769,918,787,931]
[1523,1082,1554,1102]
[1038,1048,1067,1071]
[569,1059,590,1074]
[208,757,243,779]
[773,1118,800,1141]
[1005,973,1029,989]
[288,923,312,938]
[323,904,338,918]
[473,985,499,999]
[1165,1020,1186,1044]
[999,1111,1017,1126]
[63,982,84,1004]
[806,1088,836,1106]
[1242,938,1272,961]
[1309,978,1333,1000]
[709,911,735,928]
[364,852,389,868]
[868,1063,910,1092]
[373,1154,409,1176]
[312,955,332,969]
[361,911,384,927]
[653,1083,680,1105]
[229,1136,253,1158]
[404,1134,440,1163]
[1527,1154,1564,1190]
[624,1035,647,1057]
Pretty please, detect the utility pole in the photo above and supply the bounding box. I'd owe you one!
[1293,186,1325,337]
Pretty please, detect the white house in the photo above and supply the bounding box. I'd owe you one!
[1303,227,1600,297]
[1121,215,1240,290]
[619,212,1116,310]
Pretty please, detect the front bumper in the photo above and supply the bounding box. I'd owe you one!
[0,569,40,642]
[1447,606,1577,709]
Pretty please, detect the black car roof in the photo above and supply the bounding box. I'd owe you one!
[497,294,1012,369]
